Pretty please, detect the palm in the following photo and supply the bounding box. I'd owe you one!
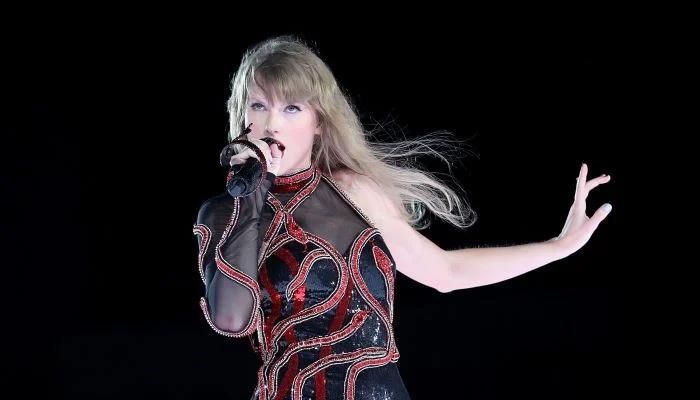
[555,163,613,255]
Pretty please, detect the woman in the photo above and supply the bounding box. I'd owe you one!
[193,35,612,400]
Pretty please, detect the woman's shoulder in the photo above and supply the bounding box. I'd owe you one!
[329,167,376,197]
[329,167,357,191]
[329,168,403,222]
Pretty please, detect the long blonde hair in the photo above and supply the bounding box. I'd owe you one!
[227,35,477,230]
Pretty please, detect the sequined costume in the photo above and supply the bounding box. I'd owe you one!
[193,165,411,400]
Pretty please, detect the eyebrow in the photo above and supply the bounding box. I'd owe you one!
[248,96,307,105]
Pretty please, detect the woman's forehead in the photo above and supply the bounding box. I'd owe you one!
[248,83,311,104]
[247,84,270,99]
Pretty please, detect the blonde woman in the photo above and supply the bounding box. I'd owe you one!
[193,35,612,400]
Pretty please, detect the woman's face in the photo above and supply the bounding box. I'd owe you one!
[244,84,320,174]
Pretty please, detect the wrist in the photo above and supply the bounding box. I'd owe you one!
[547,236,574,260]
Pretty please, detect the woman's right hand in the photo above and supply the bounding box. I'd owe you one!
[229,138,284,176]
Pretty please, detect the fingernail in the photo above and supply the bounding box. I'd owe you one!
[603,203,612,213]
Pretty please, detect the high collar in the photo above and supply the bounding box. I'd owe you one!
[271,164,317,194]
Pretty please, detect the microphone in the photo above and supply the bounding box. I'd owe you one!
[226,157,263,197]
[219,124,281,198]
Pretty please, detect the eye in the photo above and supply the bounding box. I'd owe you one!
[250,102,265,111]
[285,105,302,113]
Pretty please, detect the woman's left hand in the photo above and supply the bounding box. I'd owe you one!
[553,163,613,256]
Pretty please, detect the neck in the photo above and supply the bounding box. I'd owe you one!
[272,162,316,194]
[280,161,312,177]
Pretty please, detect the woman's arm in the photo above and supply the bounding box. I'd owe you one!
[193,172,275,336]
[344,164,612,293]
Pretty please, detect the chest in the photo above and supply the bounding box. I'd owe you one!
[258,227,397,311]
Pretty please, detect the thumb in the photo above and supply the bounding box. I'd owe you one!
[590,203,612,229]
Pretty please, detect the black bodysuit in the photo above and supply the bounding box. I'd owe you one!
[193,165,411,400]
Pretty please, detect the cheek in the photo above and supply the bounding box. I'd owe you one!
[244,113,265,135]
[290,131,316,146]
[293,117,319,141]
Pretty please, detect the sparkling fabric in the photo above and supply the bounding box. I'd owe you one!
[194,165,411,400]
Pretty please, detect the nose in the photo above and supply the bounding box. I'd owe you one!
[264,109,281,134]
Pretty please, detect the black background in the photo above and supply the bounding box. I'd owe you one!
[5,10,656,400]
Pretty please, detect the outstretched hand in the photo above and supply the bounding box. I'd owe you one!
[554,163,613,256]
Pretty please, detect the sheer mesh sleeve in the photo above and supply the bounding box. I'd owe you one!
[193,172,276,337]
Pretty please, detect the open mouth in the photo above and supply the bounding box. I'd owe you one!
[261,137,285,151]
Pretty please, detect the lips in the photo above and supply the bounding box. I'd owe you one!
[261,137,285,151]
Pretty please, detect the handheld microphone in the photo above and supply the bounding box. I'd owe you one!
[219,124,281,198]
[226,157,263,197]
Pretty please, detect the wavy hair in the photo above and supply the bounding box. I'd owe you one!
[227,35,477,230]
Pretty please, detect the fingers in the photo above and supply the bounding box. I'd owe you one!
[253,139,274,165]
[229,147,258,166]
[228,139,270,165]
[227,138,284,175]
[229,156,246,166]
[589,203,613,230]
[584,174,611,192]
[574,163,587,202]
[576,163,613,200]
